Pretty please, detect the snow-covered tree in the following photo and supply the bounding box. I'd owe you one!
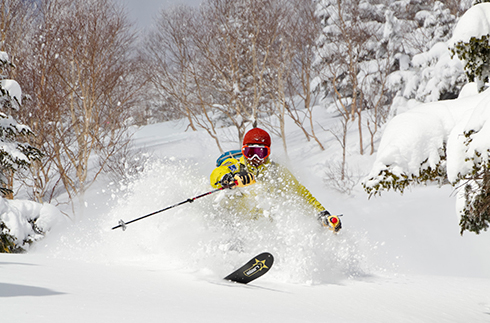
[0,51,44,253]
[363,3,490,235]
[313,0,469,193]
[387,1,467,105]
[0,51,41,198]
[314,0,392,164]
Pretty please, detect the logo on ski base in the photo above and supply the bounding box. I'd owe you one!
[243,258,269,277]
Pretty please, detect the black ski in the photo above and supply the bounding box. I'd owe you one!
[224,252,274,284]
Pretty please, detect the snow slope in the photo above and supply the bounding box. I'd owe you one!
[2,253,490,323]
[2,111,490,322]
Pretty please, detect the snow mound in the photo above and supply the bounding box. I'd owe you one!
[0,198,64,250]
[449,3,490,45]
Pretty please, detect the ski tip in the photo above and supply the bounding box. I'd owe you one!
[223,252,274,284]
[257,252,274,264]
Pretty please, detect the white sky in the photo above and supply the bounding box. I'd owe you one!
[118,0,202,29]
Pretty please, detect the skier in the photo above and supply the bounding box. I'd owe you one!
[210,127,342,232]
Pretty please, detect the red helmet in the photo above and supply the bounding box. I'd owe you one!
[242,128,271,147]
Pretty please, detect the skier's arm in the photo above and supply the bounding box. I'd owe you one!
[277,164,325,213]
[277,165,342,232]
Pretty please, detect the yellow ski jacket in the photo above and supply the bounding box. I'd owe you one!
[210,156,325,214]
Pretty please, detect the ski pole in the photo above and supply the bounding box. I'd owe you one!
[112,187,224,231]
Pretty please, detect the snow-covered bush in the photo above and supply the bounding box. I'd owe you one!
[0,198,63,252]
[363,85,490,234]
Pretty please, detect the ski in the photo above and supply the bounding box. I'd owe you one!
[224,252,274,284]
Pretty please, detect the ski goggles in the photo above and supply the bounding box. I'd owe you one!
[242,145,270,160]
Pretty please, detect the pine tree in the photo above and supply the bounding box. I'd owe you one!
[0,52,42,197]
[0,50,42,253]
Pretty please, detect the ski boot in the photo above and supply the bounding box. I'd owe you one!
[318,210,342,233]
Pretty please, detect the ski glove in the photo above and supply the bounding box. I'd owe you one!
[220,172,256,189]
[220,173,236,189]
[234,172,256,188]
[317,210,342,233]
